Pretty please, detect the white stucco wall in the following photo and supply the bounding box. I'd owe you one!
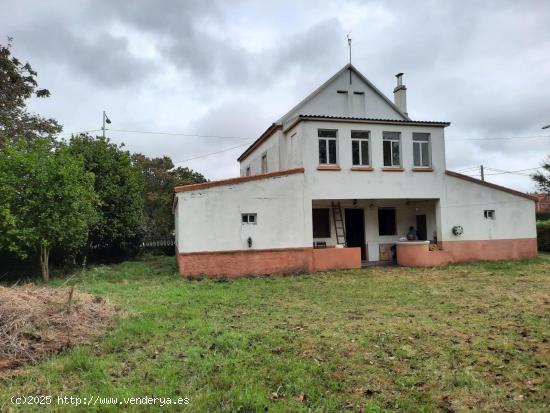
[239,130,282,176]
[300,121,447,200]
[176,172,310,253]
[438,175,536,242]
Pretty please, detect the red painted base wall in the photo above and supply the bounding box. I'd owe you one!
[177,247,361,278]
[398,238,537,267]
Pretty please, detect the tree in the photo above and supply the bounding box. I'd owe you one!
[532,155,550,195]
[0,139,97,281]
[132,154,206,236]
[68,134,144,252]
[0,39,61,146]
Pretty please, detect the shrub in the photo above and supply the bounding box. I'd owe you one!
[537,221,550,252]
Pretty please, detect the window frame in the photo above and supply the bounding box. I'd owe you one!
[318,129,338,166]
[245,166,251,176]
[382,132,401,167]
[351,130,370,166]
[241,213,257,225]
[412,133,431,168]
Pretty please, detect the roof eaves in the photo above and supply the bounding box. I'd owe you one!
[175,168,305,193]
[237,123,281,162]
[287,115,450,129]
[445,170,537,201]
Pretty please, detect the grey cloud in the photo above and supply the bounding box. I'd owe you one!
[1,0,549,192]
[12,18,158,88]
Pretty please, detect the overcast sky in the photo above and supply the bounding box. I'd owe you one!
[2,0,549,191]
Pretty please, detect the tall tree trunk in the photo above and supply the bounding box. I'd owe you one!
[40,245,50,281]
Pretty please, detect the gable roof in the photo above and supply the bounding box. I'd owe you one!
[238,64,432,162]
[277,63,411,124]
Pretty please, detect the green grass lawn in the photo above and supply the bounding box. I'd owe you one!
[1,255,549,412]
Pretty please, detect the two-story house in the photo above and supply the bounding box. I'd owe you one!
[174,64,537,277]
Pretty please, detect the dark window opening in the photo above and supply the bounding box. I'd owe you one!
[378,208,396,235]
[312,208,331,238]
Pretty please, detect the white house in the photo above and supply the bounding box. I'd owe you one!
[174,64,537,277]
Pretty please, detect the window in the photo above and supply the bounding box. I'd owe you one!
[312,209,331,238]
[383,132,401,167]
[378,208,396,235]
[484,210,496,220]
[413,133,431,167]
[242,213,257,224]
[261,153,268,173]
[245,166,251,176]
[318,129,338,165]
[351,131,370,166]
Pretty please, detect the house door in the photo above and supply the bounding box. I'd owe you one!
[345,208,366,260]
[416,214,427,241]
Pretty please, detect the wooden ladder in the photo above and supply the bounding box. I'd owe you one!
[331,201,346,246]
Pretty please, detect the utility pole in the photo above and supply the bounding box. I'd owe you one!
[480,165,485,182]
[102,111,111,138]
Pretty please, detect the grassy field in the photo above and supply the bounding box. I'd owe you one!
[1,255,549,412]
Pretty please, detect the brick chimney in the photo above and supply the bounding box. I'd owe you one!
[393,73,407,116]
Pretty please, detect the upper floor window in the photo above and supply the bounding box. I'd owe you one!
[245,166,251,176]
[261,153,268,174]
[413,133,431,167]
[318,129,337,165]
[383,132,401,167]
[351,131,370,166]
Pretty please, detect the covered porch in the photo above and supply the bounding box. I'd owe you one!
[311,198,439,263]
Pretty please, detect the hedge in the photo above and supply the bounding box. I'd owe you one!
[537,221,550,252]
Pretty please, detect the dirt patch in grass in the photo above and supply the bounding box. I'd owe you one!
[0,285,115,370]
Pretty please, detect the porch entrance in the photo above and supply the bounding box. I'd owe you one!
[345,209,366,260]
[416,214,427,241]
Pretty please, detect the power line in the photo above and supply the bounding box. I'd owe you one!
[173,143,251,164]
[484,167,542,176]
[461,167,542,178]
[448,135,550,142]
[455,166,480,173]
[106,128,252,140]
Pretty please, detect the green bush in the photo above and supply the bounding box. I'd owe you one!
[537,221,550,252]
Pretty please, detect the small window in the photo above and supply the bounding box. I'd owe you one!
[383,132,401,167]
[353,91,364,95]
[484,210,495,220]
[413,133,431,167]
[378,208,396,236]
[312,209,331,238]
[351,131,370,166]
[245,166,251,176]
[242,213,257,224]
[261,153,268,174]
[337,90,348,94]
[318,129,338,165]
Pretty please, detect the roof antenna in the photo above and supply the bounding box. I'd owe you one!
[346,33,352,84]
